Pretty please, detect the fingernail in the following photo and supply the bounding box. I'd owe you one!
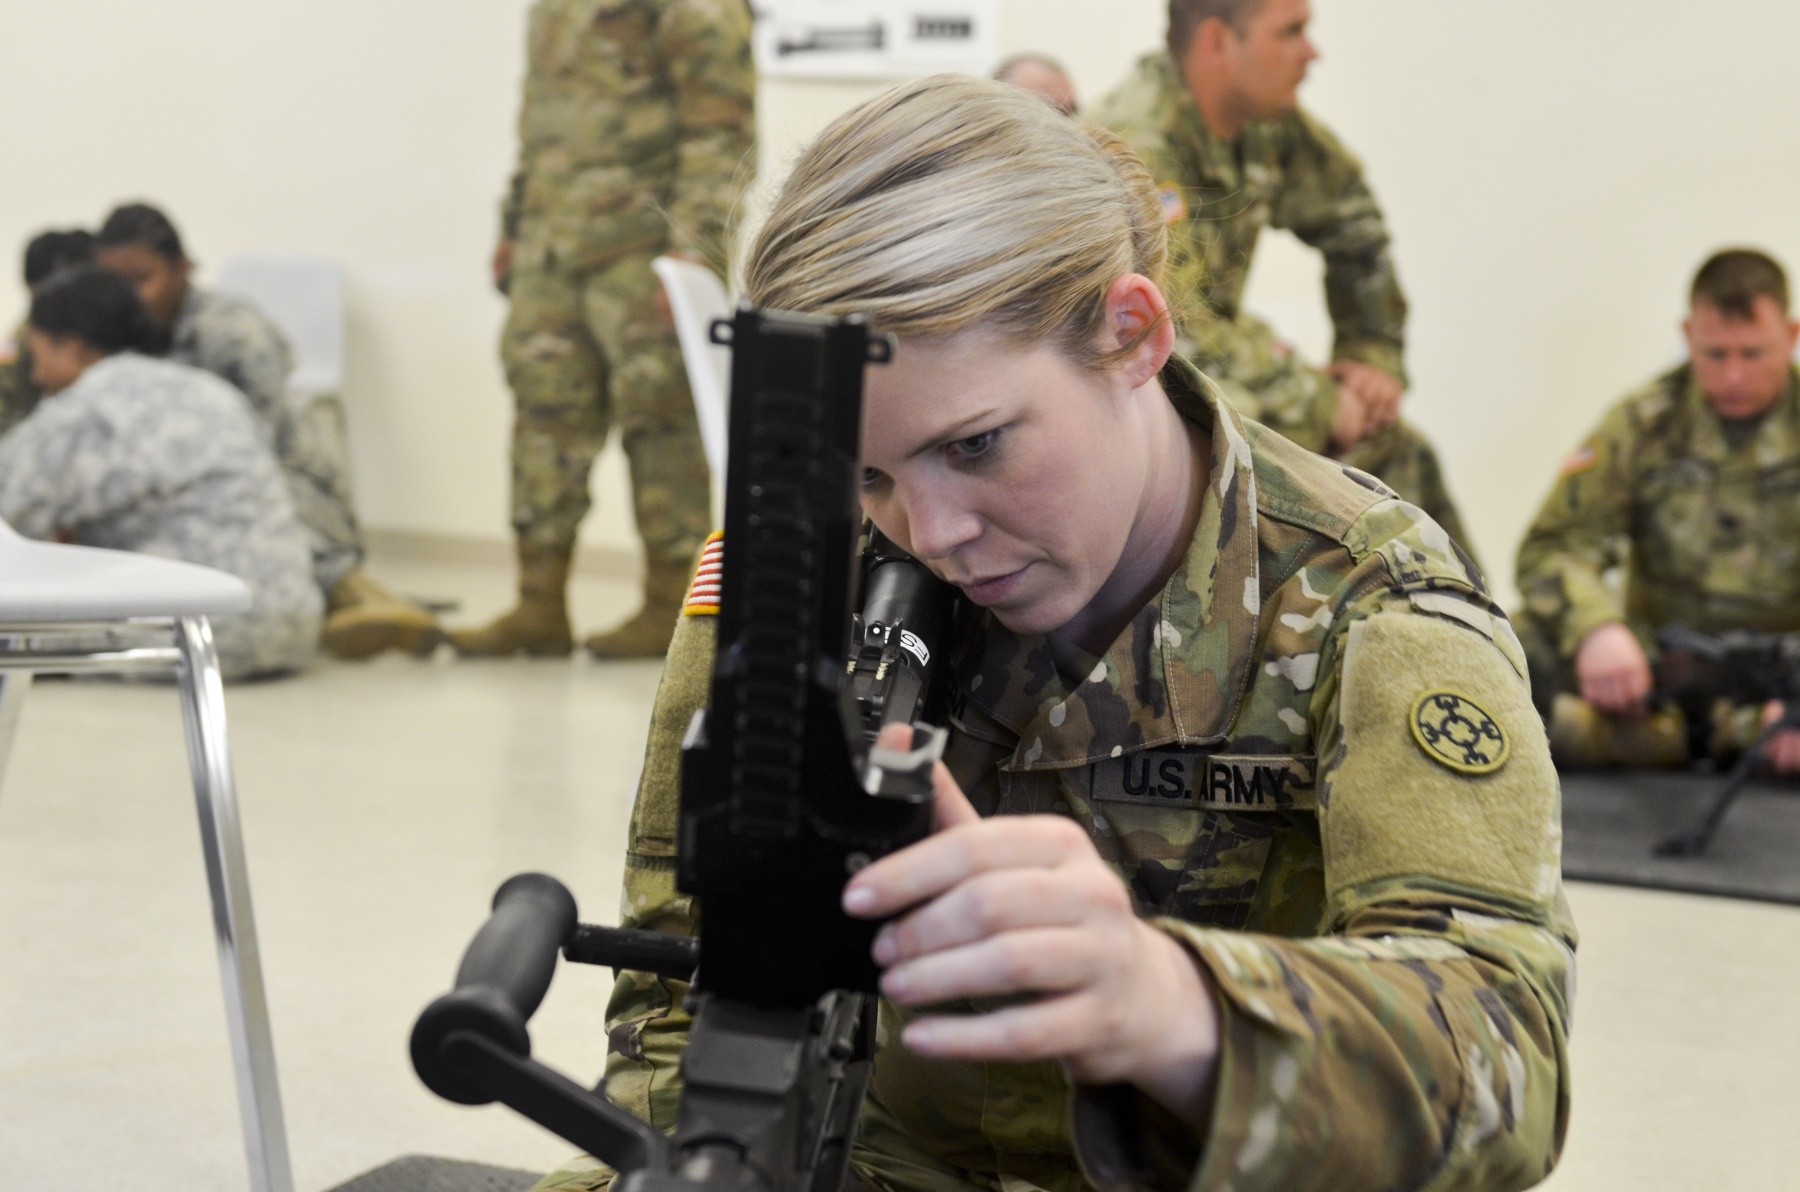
[872,928,896,965]
[843,885,876,915]
[881,968,910,999]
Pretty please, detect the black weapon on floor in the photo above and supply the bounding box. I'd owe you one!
[412,308,960,1192]
[1654,625,1800,857]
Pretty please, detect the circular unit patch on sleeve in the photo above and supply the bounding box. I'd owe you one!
[1409,690,1510,775]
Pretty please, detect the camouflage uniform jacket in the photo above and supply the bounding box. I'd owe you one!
[0,321,41,438]
[502,0,756,271]
[169,285,294,434]
[1096,53,1408,454]
[0,354,321,679]
[582,357,1574,1192]
[1517,364,1800,661]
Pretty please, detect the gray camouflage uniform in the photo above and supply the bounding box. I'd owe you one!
[170,285,365,593]
[0,354,322,679]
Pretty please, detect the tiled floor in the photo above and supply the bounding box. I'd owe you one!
[0,555,1796,1191]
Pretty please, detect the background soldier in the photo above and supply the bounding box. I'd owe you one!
[93,202,438,659]
[994,52,1079,116]
[1517,248,1800,773]
[1096,0,1478,561]
[1,228,96,438]
[450,0,756,660]
[0,266,320,680]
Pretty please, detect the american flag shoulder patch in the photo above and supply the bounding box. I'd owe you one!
[1158,184,1188,225]
[1559,446,1599,478]
[683,531,724,616]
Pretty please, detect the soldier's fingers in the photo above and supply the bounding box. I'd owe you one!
[843,815,1094,919]
[873,866,1107,965]
[1767,730,1800,776]
[869,725,977,832]
[880,927,1097,1007]
[898,991,1100,1065]
[930,760,981,831]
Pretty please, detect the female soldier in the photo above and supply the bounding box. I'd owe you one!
[0,266,321,680]
[542,76,1573,1192]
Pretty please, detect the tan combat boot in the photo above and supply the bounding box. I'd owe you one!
[320,570,443,660]
[582,556,692,660]
[447,543,575,657]
[1547,694,1689,769]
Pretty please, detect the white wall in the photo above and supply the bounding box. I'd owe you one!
[4,1,1799,594]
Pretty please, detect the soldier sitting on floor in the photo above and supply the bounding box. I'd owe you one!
[94,201,440,659]
[0,266,320,680]
[1517,248,1800,774]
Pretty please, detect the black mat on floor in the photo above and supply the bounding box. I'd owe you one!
[326,1156,543,1192]
[1560,769,1800,905]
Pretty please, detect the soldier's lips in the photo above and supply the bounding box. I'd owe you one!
[958,565,1029,607]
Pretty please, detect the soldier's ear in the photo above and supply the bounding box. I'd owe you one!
[1104,273,1174,391]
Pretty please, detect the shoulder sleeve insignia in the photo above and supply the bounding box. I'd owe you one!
[1558,446,1598,478]
[1409,690,1510,775]
[1157,184,1189,225]
[683,531,724,617]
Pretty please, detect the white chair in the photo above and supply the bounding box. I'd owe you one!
[0,521,293,1192]
[213,254,346,399]
[652,255,733,496]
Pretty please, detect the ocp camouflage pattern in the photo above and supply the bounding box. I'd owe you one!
[502,0,756,270]
[498,0,752,561]
[1516,364,1800,690]
[1095,52,1407,444]
[1093,55,1475,559]
[534,357,1574,1192]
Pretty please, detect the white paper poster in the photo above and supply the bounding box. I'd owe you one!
[751,1,1000,80]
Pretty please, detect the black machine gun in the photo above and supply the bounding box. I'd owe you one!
[1653,625,1800,857]
[411,308,961,1192]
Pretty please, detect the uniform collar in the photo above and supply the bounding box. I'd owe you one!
[1147,52,1239,189]
[1681,365,1800,466]
[954,357,1262,769]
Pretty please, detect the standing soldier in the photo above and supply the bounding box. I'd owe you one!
[450,0,756,659]
[94,202,439,659]
[1097,0,1478,561]
[1517,248,1800,772]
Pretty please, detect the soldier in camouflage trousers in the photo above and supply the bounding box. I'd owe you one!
[536,74,1571,1192]
[1096,0,1479,566]
[94,202,439,659]
[1517,248,1800,772]
[449,0,756,660]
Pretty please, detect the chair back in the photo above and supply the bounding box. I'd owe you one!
[213,255,347,398]
[651,255,732,486]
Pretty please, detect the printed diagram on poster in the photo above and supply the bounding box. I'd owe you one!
[750,1,999,79]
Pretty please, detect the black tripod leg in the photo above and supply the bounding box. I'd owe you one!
[1656,728,1778,857]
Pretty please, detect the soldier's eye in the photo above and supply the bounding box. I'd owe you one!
[947,429,1001,464]
[860,467,884,491]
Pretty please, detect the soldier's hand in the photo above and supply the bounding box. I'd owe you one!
[1327,381,1368,453]
[1328,360,1404,433]
[491,239,518,294]
[1759,702,1800,776]
[843,726,1221,1126]
[1575,622,1653,717]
